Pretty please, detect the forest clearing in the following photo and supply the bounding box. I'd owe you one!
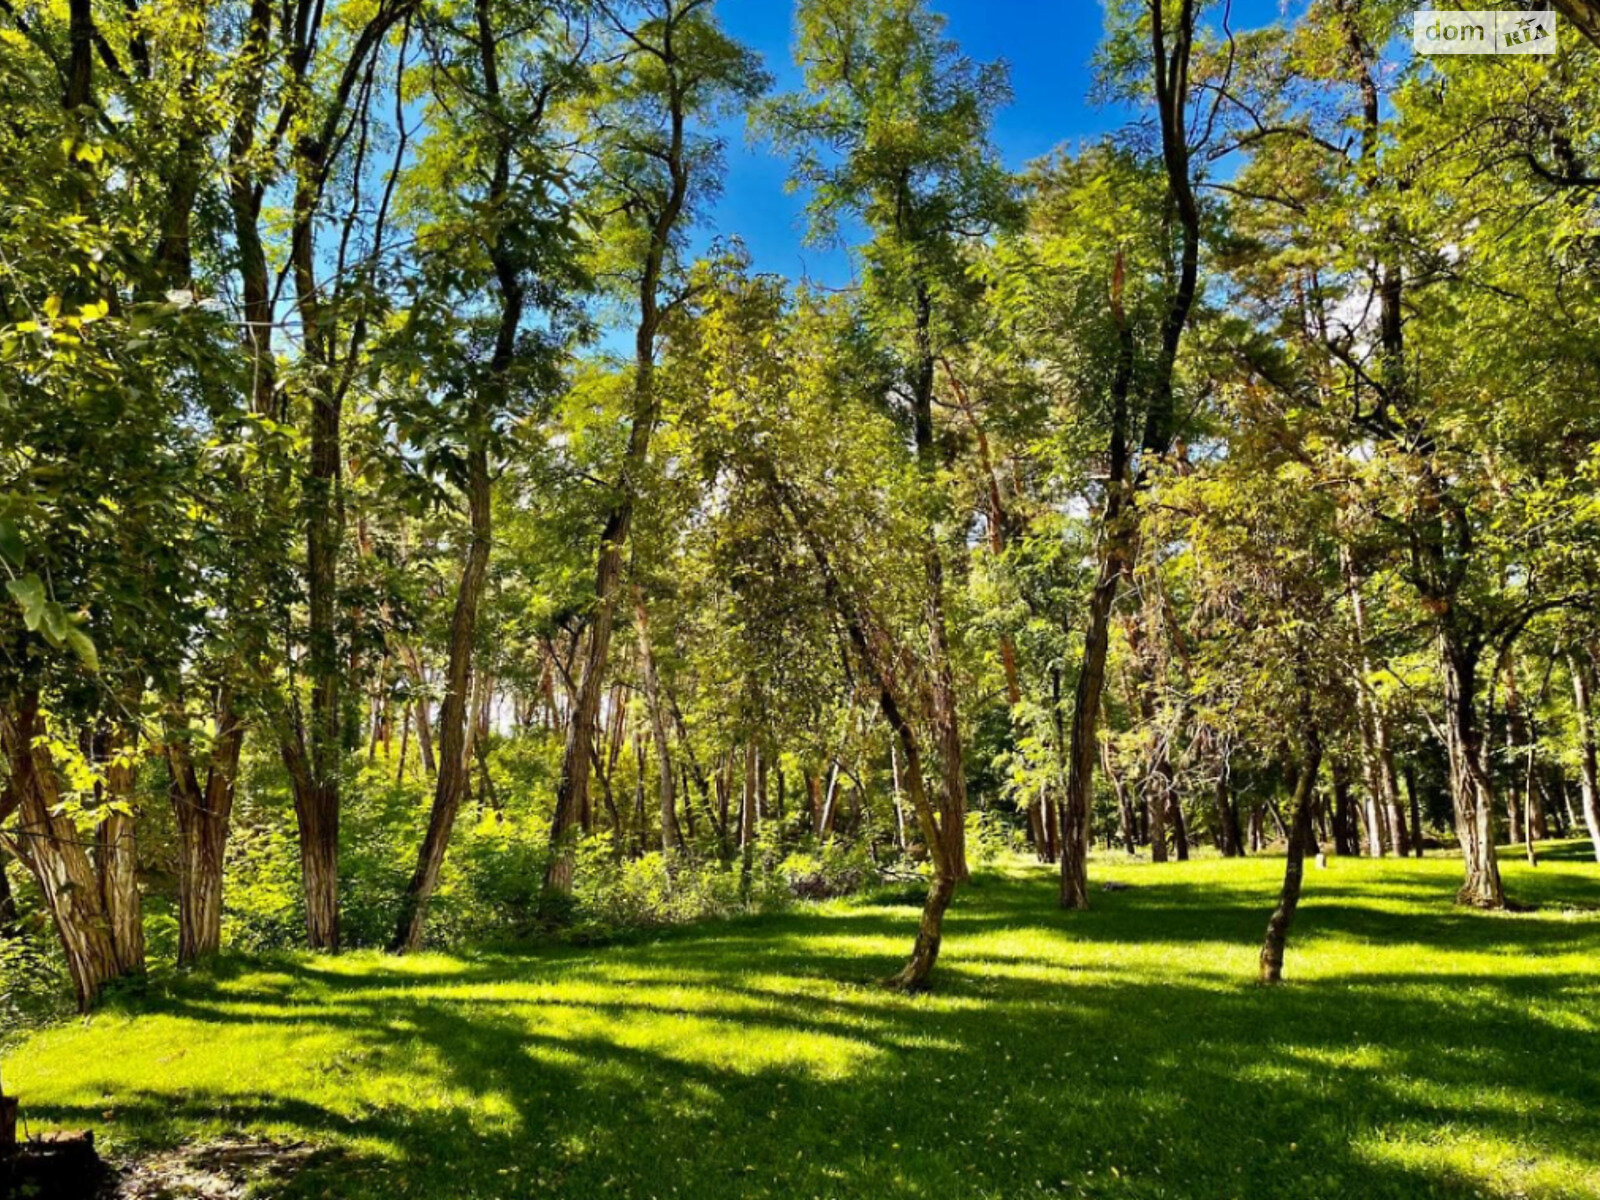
[7,848,1600,1200]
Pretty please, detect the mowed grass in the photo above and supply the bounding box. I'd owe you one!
[6,846,1600,1200]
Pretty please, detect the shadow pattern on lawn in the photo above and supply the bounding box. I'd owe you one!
[19,855,1600,1200]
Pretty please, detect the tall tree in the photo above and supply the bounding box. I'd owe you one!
[544,0,766,895]
[763,0,1017,884]
[391,0,586,951]
[1055,0,1205,908]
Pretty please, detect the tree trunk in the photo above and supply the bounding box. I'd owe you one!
[1403,760,1424,857]
[1168,785,1189,861]
[1567,649,1600,863]
[633,588,681,855]
[1059,489,1130,905]
[414,693,437,776]
[391,441,493,952]
[96,735,144,977]
[166,692,245,963]
[1440,638,1505,908]
[2,697,122,1010]
[1260,696,1322,984]
[1214,755,1243,857]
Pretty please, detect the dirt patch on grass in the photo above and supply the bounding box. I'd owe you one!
[111,1136,330,1199]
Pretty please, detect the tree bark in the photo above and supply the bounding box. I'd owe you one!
[2,696,122,1010]
[165,692,245,963]
[1567,649,1600,863]
[634,587,681,855]
[1261,689,1322,984]
[1441,638,1505,908]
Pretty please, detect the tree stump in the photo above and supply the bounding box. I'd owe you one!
[1,1129,107,1199]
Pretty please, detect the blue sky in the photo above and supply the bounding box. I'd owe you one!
[702,0,1292,286]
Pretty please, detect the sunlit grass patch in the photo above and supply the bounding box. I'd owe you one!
[6,845,1600,1199]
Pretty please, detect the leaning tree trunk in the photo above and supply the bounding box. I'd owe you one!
[879,692,959,993]
[1261,693,1322,984]
[548,25,696,891]
[391,440,493,952]
[2,697,122,1011]
[1060,487,1132,906]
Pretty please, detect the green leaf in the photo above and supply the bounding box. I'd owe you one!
[63,626,99,672]
[0,518,23,568]
[6,574,47,632]
[41,600,71,644]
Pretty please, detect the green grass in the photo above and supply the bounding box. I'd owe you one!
[6,845,1600,1199]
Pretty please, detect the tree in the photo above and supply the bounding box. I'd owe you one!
[762,0,1017,888]
[391,0,587,952]
[544,0,767,895]
[1052,0,1206,908]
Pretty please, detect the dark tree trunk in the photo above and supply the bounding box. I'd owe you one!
[1441,639,1504,908]
[1213,754,1243,857]
[1261,692,1322,984]
[1331,759,1358,857]
[1403,760,1424,857]
[1168,786,1189,861]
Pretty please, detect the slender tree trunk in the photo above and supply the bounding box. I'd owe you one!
[413,691,437,776]
[1567,649,1600,862]
[391,445,492,952]
[1060,485,1130,905]
[1213,753,1242,857]
[548,28,695,893]
[1261,694,1322,984]
[634,588,681,855]
[1059,25,1206,892]
[1168,785,1189,861]
[1403,761,1424,856]
[284,148,345,953]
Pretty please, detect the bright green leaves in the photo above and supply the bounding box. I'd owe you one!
[4,573,99,672]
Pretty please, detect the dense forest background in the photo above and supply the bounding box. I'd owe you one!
[4,0,1600,1018]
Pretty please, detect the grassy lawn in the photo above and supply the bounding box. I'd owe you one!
[5,846,1600,1199]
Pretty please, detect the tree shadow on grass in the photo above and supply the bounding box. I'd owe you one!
[15,861,1600,1199]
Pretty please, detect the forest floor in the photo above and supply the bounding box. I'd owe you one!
[5,846,1600,1200]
